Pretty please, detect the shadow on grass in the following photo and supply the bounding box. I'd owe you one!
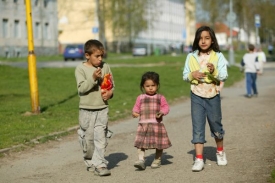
[40,92,78,112]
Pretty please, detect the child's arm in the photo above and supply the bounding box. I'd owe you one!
[183,54,206,82]
[216,53,228,82]
[183,54,194,82]
[132,112,140,118]
[158,95,170,116]
[75,67,98,94]
[102,89,113,101]
[93,67,102,81]
[132,96,141,118]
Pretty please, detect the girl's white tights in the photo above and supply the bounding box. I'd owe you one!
[137,148,163,160]
[138,148,145,161]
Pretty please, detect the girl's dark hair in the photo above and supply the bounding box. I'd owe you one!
[140,71,160,92]
[84,39,105,55]
[192,26,220,53]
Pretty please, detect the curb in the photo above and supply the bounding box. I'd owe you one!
[0,126,79,154]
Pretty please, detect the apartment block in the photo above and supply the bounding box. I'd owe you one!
[0,0,58,58]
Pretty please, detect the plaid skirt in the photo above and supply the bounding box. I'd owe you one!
[134,123,172,149]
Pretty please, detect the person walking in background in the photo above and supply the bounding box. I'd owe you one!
[257,47,266,75]
[182,26,228,172]
[75,39,114,176]
[268,44,273,55]
[132,71,172,170]
[241,44,260,98]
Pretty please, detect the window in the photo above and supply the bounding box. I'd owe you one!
[14,20,20,38]
[44,0,48,8]
[2,19,8,38]
[34,22,40,39]
[44,22,50,39]
[35,0,38,6]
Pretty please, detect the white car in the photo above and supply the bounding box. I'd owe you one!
[132,46,147,56]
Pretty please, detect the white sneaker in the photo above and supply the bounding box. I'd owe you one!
[216,151,227,165]
[192,158,204,172]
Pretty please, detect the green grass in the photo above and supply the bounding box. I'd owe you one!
[269,169,275,183]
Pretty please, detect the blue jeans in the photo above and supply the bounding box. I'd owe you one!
[78,107,109,168]
[245,72,258,95]
[191,92,225,144]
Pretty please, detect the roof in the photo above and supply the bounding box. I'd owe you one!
[196,22,238,37]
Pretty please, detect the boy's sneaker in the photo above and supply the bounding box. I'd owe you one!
[192,158,204,172]
[134,160,146,170]
[151,159,161,169]
[216,151,227,166]
[86,165,95,172]
[94,167,111,176]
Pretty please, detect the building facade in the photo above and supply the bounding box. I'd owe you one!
[58,0,196,54]
[0,0,58,58]
[135,0,187,54]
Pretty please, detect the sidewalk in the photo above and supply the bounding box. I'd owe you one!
[0,64,274,183]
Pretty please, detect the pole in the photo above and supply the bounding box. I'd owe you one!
[254,14,261,48]
[256,27,259,47]
[25,0,40,114]
[229,0,235,66]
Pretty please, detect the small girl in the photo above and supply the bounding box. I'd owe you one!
[132,71,172,170]
[183,26,228,172]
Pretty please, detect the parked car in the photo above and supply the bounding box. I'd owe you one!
[63,44,85,61]
[132,45,147,56]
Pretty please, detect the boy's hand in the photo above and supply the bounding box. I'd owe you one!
[132,112,140,118]
[93,67,102,81]
[101,89,113,101]
[192,70,206,80]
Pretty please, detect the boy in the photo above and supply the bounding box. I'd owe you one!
[75,39,114,176]
[241,44,259,98]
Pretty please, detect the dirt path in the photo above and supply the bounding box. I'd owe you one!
[0,63,275,183]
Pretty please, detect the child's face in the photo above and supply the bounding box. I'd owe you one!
[199,31,212,52]
[85,49,104,67]
[143,79,158,95]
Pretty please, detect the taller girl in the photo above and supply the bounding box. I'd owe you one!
[183,26,228,172]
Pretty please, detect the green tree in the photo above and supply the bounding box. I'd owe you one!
[198,0,275,46]
[109,0,157,52]
[94,0,157,52]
